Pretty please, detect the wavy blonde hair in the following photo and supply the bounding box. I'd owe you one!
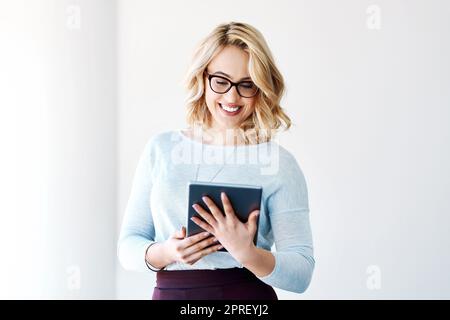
[184,22,291,144]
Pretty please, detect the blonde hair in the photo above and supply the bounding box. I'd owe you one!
[184,21,291,144]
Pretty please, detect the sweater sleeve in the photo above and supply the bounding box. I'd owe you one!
[117,138,156,272]
[257,153,315,293]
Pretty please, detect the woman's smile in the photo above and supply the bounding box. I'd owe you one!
[218,102,244,116]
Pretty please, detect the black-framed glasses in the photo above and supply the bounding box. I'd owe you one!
[206,73,259,98]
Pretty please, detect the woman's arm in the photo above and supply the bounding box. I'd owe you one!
[255,153,315,293]
[117,139,157,272]
[192,200,314,293]
[255,208,315,293]
[239,247,275,277]
[192,153,314,293]
[118,135,226,272]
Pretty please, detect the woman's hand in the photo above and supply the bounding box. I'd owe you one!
[160,227,223,266]
[191,192,260,264]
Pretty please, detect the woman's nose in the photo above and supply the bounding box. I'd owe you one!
[223,85,240,102]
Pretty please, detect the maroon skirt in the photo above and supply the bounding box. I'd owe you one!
[152,267,278,300]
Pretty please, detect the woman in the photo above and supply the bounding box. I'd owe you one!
[118,21,314,300]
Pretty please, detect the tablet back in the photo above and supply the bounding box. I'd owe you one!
[186,181,262,250]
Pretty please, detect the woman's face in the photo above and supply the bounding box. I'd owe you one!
[204,45,257,131]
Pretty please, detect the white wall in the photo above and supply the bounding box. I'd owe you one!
[116,0,450,299]
[0,0,116,298]
[2,0,449,300]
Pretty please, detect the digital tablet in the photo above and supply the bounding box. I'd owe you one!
[186,181,262,251]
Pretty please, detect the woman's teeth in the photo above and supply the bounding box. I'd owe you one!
[219,103,242,112]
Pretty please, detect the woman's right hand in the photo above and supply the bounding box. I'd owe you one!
[162,227,223,266]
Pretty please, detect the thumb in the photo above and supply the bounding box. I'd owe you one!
[172,226,186,239]
[247,210,260,234]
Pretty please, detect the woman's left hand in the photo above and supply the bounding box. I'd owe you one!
[191,192,260,264]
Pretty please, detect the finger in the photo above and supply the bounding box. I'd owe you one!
[185,243,223,265]
[221,192,237,219]
[171,226,186,239]
[192,203,217,227]
[180,231,211,248]
[201,196,225,223]
[191,216,214,234]
[246,210,260,235]
[183,235,218,256]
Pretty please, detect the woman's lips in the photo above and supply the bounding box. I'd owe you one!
[218,103,243,116]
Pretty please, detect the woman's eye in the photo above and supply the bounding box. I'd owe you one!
[216,81,229,85]
[240,82,255,89]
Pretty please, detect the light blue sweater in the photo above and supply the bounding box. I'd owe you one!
[118,130,315,293]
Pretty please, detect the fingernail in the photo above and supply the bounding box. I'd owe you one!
[218,245,223,249]
[202,196,207,202]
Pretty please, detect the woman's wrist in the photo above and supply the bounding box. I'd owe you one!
[145,241,173,270]
[239,246,275,278]
[233,243,258,266]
